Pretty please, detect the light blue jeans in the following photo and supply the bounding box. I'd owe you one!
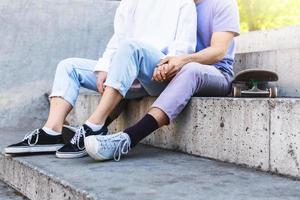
[50,40,232,121]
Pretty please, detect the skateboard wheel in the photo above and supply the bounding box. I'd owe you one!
[233,86,241,97]
[269,87,278,98]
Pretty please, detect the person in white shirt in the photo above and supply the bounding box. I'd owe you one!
[5,0,197,159]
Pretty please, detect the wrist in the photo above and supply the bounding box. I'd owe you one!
[182,54,193,65]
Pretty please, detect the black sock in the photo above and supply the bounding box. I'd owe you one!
[124,114,159,148]
[104,116,113,127]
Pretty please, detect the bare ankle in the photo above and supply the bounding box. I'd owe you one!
[86,117,106,126]
[148,107,170,127]
[43,123,63,133]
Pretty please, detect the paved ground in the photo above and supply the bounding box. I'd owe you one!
[0,181,26,200]
[1,130,300,200]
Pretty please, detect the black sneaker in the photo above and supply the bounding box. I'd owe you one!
[62,125,77,144]
[4,129,64,154]
[56,124,108,159]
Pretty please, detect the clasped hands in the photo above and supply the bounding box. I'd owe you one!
[95,55,188,94]
[152,55,187,82]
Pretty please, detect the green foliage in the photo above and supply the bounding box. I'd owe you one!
[238,0,300,32]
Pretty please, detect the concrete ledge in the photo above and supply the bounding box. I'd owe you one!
[0,155,96,200]
[68,94,300,179]
[0,131,97,200]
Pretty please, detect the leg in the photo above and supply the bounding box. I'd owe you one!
[88,87,123,125]
[5,58,99,154]
[124,63,232,148]
[86,40,168,125]
[44,97,72,133]
[152,62,232,121]
[84,40,173,161]
[51,58,120,159]
[46,58,99,132]
[85,62,232,161]
[58,41,167,159]
[148,107,169,127]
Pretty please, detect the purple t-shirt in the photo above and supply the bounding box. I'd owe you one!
[196,0,240,76]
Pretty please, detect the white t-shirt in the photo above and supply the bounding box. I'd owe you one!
[95,0,197,72]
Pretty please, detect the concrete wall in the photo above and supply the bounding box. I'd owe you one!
[234,25,300,97]
[1,0,299,131]
[0,0,119,129]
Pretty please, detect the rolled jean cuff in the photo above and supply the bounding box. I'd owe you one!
[104,79,128,98]
[49,91,76,107]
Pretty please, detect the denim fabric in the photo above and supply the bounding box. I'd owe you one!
[50,41,232,121]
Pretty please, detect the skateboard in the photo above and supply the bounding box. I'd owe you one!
[232,69,279,98]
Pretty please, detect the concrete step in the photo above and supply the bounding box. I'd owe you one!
[0,180,27,200]
[1,130,300,200]
[67,93,300,179]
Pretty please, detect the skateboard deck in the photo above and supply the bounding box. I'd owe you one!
[232,69,279,98]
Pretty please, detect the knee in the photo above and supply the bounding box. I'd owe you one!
[179,62,205,79]
[56,58,78,74]
[118,39,143,55]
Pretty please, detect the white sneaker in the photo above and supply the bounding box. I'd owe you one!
[84,132,131,161]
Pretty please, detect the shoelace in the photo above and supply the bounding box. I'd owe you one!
[113,135,131,162]
[23,129,40,146]
[70,126,86,150]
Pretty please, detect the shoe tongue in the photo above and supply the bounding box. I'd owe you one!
[82,124,93,136]
[38,128,48,136]
[69,126,86,149]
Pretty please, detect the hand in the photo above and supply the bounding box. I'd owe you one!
[157,55,189,79]
[95,71,108,94]
[152,64,168,82]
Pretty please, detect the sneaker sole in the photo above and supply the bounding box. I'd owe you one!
[85,136,110,161]
[4,144,64,154]
[55,151,87,159]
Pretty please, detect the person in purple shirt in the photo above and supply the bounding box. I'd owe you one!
[83,0,241,161]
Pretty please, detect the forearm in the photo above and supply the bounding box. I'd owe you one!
[156,46,226,81]
[183,46,226,66]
